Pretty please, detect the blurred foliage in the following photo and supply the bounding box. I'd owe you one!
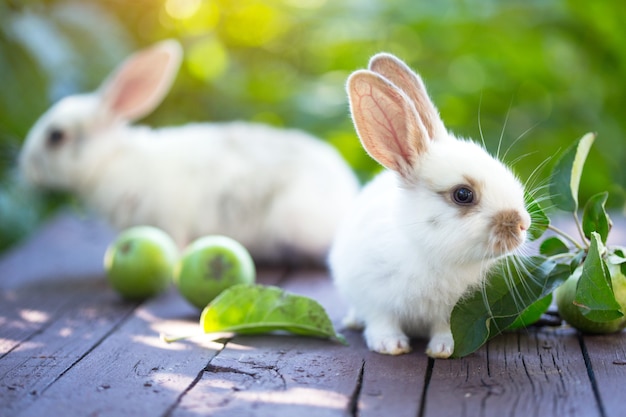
[1,0,625,252]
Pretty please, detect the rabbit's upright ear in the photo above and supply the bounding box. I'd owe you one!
[98,39,183,122]
[368,53,446,141]
[347,69,429,178]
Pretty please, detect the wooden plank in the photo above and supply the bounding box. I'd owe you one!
[170,333,364,417]
[0,287,76,357]
[0,281,137,414]
[357,344,428,417]
[0,212,114,290]
[169,268,431,417]
[279,268,430,417]
[170,268,363,416]
[0,211,293,417]
[0,212,116,355]
[423,327,601,417]
[12,288,221,417]
[581,331,626,417]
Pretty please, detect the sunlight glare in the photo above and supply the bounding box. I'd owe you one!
[186,37,229,81]
[133,334,190,350]
[19,309,49,323]
[224,1,289,47]
[237,386,348,408]
[283,0,328,9]
[165,0,202,20]
[59,327,73,337]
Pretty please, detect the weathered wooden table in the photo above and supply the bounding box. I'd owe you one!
[1,212,625,417]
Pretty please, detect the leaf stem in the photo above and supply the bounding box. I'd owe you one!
[547,224,584,250]
[549,252,576,262]
[573,212,590,249]
[160,332,194,343]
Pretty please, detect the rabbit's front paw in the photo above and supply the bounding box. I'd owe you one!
[365,330,411,355]
[426,332,454,358]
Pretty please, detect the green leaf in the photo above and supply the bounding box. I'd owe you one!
[540,236,569,256]
[575,233,623,322]
[570,249,586,273]
[582,192,612,244]
[610,247,626,260]
[200,284,346,344]
[451,256,568,358]
[549,132,596,212]
[449,292,492,357]
[507,294,553,330]
[608,248,626,278]
[609,248,626,276]
[525,192,550,241]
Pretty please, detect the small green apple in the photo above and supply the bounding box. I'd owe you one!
[104,226,178,300]
[174,235,256,309]
[556,263,626,334]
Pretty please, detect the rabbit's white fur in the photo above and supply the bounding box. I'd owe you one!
[19,40,359,264]
[329,53,530,357]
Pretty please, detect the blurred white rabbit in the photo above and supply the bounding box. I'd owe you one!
[329,53,530,357]
[19,40,359,265]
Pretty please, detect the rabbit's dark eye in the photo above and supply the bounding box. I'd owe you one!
[453,186,475,205]
[47,128,66,148]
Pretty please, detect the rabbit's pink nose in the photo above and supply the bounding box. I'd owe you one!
[519,212,531,233]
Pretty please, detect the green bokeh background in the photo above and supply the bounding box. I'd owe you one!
[1,0,625,252]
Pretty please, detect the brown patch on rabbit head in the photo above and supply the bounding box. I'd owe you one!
[491,209,529,254]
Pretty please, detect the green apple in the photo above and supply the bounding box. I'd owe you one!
[104,226,178,300]
[556,263,626,334]
[174,235,256,309]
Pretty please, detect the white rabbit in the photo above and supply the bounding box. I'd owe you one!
[328,53,531,358]
[19,40,359,265]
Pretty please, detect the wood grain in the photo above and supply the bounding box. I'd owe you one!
[357,344,428,417]
[424,328,601,417]
[282,270,433,417]
[12,289,221,417]
[170,267,360,416]
[172,334,363,417]
[0,282,137,414]
[0,212,115,290]
[581,332,626,417]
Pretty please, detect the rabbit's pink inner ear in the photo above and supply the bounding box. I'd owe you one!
[368,54,443,141]
[100,43,181,122]
[347,71,427,175]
